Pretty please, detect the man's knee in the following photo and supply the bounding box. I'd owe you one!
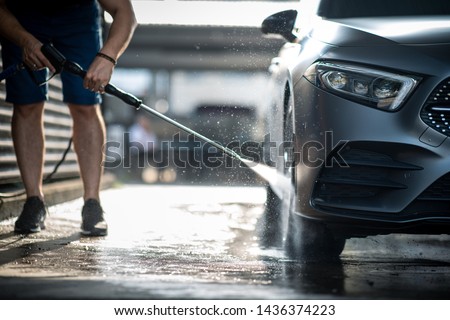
[68,104,101,121]
[13,103,45,119]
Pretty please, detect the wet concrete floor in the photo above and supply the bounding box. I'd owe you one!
[0,185,449,299]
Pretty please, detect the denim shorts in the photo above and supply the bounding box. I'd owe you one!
[1,2,102,105]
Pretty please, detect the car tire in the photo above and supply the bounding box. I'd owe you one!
[285,207,346,261]
[283,88,345,261]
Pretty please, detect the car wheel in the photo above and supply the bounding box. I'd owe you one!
[285,210,346,261]
[283,92,345,261]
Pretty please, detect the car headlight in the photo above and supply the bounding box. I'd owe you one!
[304,61,420,111]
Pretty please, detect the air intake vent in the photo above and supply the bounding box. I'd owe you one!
[417,173,450,201]
[420,78,450,137]
[312,148,421,210]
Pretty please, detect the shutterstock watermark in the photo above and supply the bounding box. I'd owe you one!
[102,132,349,169]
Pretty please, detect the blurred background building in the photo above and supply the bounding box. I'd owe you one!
[103,0,293,184]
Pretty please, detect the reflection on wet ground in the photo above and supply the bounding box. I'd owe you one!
[0,185,449,299]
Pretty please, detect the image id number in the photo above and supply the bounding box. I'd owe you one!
[256,304,336,316]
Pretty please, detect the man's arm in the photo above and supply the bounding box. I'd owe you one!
[98,0,137,62]
[0,0,54,72]
[84,0,137,93]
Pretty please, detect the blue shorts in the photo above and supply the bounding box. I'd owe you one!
[1,2,102,105]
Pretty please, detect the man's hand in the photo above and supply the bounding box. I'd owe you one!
[83,55,114,93]
[22,37,56,73]
[0,0,55,73]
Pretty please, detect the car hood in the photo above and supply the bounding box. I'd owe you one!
[310,17,450,46]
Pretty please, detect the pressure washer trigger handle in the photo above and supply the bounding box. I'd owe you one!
[105,83,142,109]
[41,43,142,109]
[41,43,65,74]
[41,43,85,77]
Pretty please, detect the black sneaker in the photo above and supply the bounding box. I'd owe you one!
[14,196,47,234]
[81,199,108,236]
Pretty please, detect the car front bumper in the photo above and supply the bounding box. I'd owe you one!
[292,76,450,234]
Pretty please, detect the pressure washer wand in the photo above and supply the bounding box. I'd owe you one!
[137,104,242,161]
[41,43,243,161]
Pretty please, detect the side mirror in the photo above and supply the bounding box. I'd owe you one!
[261,10,298,42]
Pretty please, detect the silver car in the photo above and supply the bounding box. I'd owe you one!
[259,0,450,260]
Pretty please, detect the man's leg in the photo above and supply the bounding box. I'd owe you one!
[12,103,48,233]
[11,103,45,199]
[68,103,108,236]
[68,103,105,201]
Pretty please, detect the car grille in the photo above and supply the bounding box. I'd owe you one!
[314,148,420,201]
[417,173,450,201]
[420,77,450,137]
[313,146,450,216]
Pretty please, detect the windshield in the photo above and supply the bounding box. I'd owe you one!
[318,0,450,18]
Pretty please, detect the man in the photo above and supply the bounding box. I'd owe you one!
[0,0,137,235]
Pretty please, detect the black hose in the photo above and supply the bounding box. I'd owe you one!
[0,138,73,199]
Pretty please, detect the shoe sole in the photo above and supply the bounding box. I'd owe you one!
[80,229,108,237]
[14,222,46,234]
